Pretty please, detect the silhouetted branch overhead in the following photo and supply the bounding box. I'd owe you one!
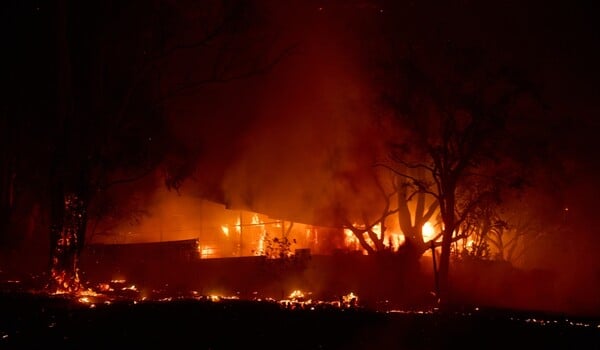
[159,43,298,102]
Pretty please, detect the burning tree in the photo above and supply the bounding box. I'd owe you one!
[376,44,542,305]
[48,0,289,293]
[395,169,440,255]
[340,168,439,257]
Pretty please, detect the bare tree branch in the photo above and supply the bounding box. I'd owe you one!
[159,43,299,103]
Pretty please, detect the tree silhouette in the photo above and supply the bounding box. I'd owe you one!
[47,0,290,292]
[395,169,439,254]
[340,168,439,257]
[378,43,540,305]
[341,171,397,254]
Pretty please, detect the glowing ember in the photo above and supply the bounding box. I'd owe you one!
[79,289,99,296]
[279,289,315,309]
[98,283,113,292]
[342,292,358,306]
[206,294,239,302]
[49,193,87,294]
[121,285,138,291]
[288,289,306,300]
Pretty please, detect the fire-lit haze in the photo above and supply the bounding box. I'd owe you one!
[93,2,387,235]
[3,0,600,319]
[84,1,600,314]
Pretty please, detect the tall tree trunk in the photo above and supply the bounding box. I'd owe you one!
[48,0,88,293]
[48,187,88,293]
[437,192,455,307]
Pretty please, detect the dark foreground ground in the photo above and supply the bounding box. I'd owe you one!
[1,292,599,349]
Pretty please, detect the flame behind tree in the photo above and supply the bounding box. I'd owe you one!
[395,169,440,255]
[341,168,440,256]
[341,169,398,254]
[48,193,87,292]
[376,43,542,305]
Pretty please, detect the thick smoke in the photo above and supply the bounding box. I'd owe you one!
[167,1,387,225]
[94,1,387,242]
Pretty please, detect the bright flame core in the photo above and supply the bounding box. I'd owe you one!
[221,225,229,237]
[342,292,358,304]
[289,289,305,300]
[422,222,436,242]
[372,223,382,240]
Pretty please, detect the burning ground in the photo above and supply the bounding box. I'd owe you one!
[0,289,599,349]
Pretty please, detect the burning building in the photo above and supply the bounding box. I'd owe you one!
[88,194,348,261]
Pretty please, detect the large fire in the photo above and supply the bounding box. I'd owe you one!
[90,195,456,260]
